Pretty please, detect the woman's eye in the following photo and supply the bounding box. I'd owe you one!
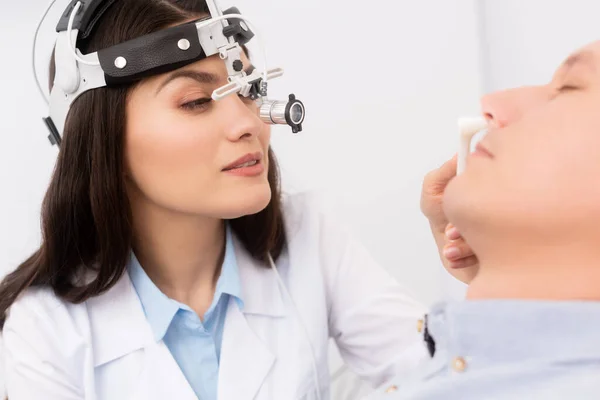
[180,95,257,112]
[181,97,211,111]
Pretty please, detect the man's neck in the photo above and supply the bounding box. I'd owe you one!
[466,241,600,301]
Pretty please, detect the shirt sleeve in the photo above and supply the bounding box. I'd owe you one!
[315,200,430,388]
[3,289,87,400]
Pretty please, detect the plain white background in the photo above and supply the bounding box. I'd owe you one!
[2,0,600,396]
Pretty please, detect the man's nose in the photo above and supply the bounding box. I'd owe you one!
[480,86,549,129]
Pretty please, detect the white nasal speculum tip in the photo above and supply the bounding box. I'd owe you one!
[457,117,488,174]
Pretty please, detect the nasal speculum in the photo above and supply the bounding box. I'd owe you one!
[457,117,488,174]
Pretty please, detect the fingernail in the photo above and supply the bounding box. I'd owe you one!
[446,226,460,240]
[444,246,461,260]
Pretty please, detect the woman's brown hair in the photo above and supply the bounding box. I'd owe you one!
[0,0,286,329]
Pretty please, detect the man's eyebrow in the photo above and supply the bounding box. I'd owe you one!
[155,65,257,95]
[561,51,597,73]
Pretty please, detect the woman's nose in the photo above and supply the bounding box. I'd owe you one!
[221,95,264,142]
[480,86,549,129]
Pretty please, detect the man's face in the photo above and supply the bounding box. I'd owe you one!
[444,40,600,245]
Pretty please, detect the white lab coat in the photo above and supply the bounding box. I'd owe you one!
[2,193,428,400]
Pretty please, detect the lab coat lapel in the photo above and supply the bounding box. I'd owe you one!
[86,271,153,366]
[87,271,197,400]
[218,302,276,400]
[217,236,287,400]
[132,341,198,400]
[231,234,287,317]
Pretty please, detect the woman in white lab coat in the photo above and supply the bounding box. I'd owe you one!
[0,1,471,399]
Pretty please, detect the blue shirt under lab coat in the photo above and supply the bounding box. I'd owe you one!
[128,226,243,400]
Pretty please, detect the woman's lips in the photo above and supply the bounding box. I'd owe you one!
[222,160,265,177]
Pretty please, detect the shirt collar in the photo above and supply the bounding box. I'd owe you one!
[427,300,600,366]
[216,225,244,309]
[127,224,244,341]
[128,253,180,341]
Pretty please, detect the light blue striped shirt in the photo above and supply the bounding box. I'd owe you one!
[371,300,600,399]
[128,225,243,400]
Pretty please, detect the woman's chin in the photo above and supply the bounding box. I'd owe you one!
[221,186,273,219]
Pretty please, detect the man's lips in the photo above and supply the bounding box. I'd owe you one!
[473,142,494,159]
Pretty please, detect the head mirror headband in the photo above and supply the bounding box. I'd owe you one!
[34,0,306,147]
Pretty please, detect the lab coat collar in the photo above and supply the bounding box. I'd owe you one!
[218,299,277,400]
[86,263,278,400]
[127,224,244,342]
[232,233,287,318]
[86,271,154,367]
[219,233,284,400]
[86,232,286,368]
[127,252,181,342]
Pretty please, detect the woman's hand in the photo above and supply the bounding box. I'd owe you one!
[420,155,479,284]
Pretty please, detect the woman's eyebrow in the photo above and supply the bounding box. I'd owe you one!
[155,64,258,95]
[156,70,219,95]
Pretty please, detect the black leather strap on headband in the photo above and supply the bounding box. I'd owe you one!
[97,18,209,86]
[55,2,253,88]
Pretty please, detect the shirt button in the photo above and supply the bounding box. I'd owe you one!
[452,357,467,372]
[385,385,398,393]
[417,319,424,333]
